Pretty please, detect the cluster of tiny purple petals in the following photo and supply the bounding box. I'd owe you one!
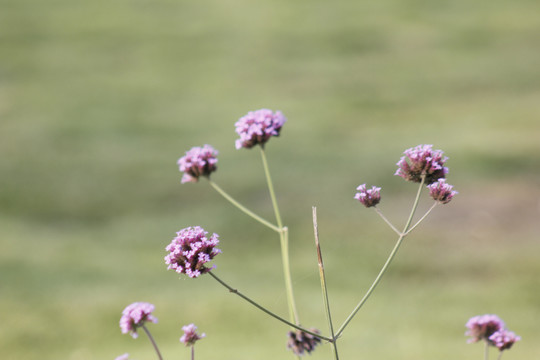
[287,329,321,356]
[234,109,286,149]
[354,184,381,207]
[489,330,521,351]
[165,226,221,278]
[465,314,505,344]
[180,323,206,346]
[177,145,218,183]
[395,144,448,184]
[427,179,457,204]
[120,302,158,339]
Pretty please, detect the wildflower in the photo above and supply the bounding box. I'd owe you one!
[286,329,321,356]
[395,144,448,184]
[234,109,286,149]
[115,354,129,360]
[465,314,505,344]
[354,184,381,207]
[427,179,457,204]
[165,226,221,278]
[120,302,158,339]
[177,145,218,183]
[489,329,521,351]
[180,323,206,346]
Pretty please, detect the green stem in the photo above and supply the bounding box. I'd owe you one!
[405,202,438,236]
[207,271,332,342]
[141,324,163,360]
[485,341,490,360]
[191,345,195,360]
[260,148,300,327]
[207,179,280,233]
[336,177,426,338]
[312,207,339,360]
[374,207,401,236]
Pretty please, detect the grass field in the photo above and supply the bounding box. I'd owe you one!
[1,0,540,359]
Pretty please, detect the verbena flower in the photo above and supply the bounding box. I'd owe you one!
[115,354,129,360]
[354,184,381,207]
[120,302,158,339]
[234,109,286,149]
[427,179,457,204]
[165,226,221,278]
[286,329,321,356]
[395,144,448,184]
[489,329,521,351]
[177,145,218,183]
[465,314,505,344]
[180,323,206,346]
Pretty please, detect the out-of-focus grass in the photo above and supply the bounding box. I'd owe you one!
[1,0,539,359]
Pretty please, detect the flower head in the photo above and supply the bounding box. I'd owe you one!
[286,329,321,356]
[354,184,381,208]
[165,226,221,278]
[115,354,130,360]
[120,302,158,338]
[489,329,521,351]
[427,179,457,204]
[395,144,448,184]
[234,109,286,149]
[180,323,206,346]
[465,314,505,344]
[177,145,218,183]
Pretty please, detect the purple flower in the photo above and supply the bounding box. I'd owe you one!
[177,145,218,184]
[115,354,129,360]
[165,226,221,278]
[427,179,457,204]
[489,329,521,351]
[120,302,158,338]
[465,314,505,344]
[354,184,381,208]
[180,323,206,346]
[287,329,321,356]
[234,109,286,149]
[395,144,448,184]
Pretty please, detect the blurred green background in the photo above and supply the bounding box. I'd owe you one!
[1,0,539,359]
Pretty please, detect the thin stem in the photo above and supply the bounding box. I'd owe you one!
[260,147,300,327]
[191,345,195,360]
[405,202,438,236]
[496,350,503,360]
[207,179,280,233]
[374,207,401,236]
[141,324,163,360]
[485,341,490,360]
[312,207,339,360]
[207,271,333,342]
[336,178,426,338]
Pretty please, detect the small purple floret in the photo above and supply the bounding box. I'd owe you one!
[120,302,158,339]
[234,109,286,149]
[165,226,221,278]
[177,145,218,183]
[465,314,505,344]
[287,328,321,356]
[489,329,521,351]
[354,184,381,208]
[427,179,457,204]
[180,323,206,346]
[395,144,448,184]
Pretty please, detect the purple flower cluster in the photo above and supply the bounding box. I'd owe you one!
[466,314,520,352]
[177,145,218,183]
[354,184,381,207]
[427,179,457,204]
[120,302,158,339]
[234,109,286,149]
[180,323,205,346]
[165,226,221,278]
[395,144,448,184]
[286,329,321,356]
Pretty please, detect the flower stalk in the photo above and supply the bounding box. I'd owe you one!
[141,325,163,360]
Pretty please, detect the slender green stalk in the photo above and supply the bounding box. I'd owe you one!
[335,177,426,338]
[485,341,490,360]
[405,202,438,235]
[141,324,163,360]
[191,345,195,360]
[496,350,503,360]
[259,148,300,327]
[312,207,339,360]
[207,271,332,342]
[374,207,401,236]
[207,179,280,233]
